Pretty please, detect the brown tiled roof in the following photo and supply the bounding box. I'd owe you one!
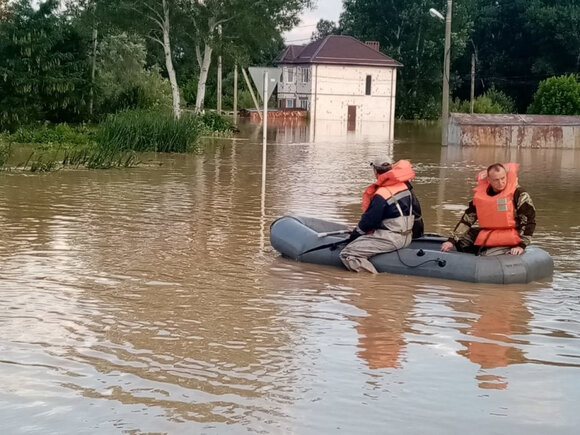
[276,35,402,67]
[274,45,306,64]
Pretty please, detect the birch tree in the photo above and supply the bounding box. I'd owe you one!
[75,0,183,118]
[180,0,312,113]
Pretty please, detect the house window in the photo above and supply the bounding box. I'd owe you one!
[286,99,295,109]
[299,97,308,109]
[301,67,310,83]
[286,67,295,83]
[365,75,372,95]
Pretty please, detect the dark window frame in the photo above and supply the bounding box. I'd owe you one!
[365,75,372,95]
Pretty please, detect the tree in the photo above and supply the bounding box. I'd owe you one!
[340,0,474,119]
[0,0,90,130]
[67,0,183,118]
[95,32,172,112]
[117,0,183,118]
[528,74,580,115]
[457,0,580,112]
[311,19,339,41]
[179,0,312,113]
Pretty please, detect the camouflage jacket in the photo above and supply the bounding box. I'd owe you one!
[448,186,536,248]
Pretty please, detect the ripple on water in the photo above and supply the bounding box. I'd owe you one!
[1,125,580,433]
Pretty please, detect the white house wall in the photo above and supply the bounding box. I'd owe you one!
[312,65,397,123]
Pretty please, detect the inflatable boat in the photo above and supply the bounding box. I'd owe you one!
[270,215,553,284]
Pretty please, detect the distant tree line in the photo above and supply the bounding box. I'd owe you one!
[2,0,579,130]
[314,0,580,119]
[0,0,312,131]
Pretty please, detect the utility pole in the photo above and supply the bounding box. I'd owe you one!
[441,0,452,146]
[217,25,222,114]
[470,53,475,114]
[233,64,238,123]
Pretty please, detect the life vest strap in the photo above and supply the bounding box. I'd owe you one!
[386,190,412,206]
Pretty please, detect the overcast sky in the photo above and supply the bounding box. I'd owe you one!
[283,0,343,45]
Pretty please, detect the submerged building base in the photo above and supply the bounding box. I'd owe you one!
[448,113,580,148]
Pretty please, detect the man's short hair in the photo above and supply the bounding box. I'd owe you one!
[487,163,506,175]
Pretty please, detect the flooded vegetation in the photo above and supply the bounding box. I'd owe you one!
[0,120,579,433]
[0,111,233,172]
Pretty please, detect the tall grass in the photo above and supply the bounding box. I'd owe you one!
[0,142,10,169]
[96,110,206,153]
[0,109,233,172]
[1,145,139,172]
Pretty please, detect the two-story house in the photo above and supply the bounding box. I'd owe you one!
[275,35,402,140]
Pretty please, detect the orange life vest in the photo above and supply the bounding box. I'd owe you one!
[472,163,521,247]
[362,160,415,212]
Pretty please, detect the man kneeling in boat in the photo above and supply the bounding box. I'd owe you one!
[440,162,536,256]
[340,159,422,274]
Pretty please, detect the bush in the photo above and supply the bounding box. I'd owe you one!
[96,109,206,153]
[199,112,233,132]
[484,87,516,113]
[95,34,172,116]
[8,123,95,147]
[451,88,516,114]
[527,74,580,115]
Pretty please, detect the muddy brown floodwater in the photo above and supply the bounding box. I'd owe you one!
[1,119,579,434]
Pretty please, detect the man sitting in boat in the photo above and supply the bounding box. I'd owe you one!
[340,159,421,273]
[440,162,536,256]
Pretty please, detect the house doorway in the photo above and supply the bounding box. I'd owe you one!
[347,105,356,131]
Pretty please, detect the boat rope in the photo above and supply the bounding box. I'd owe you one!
[394,248,447,268]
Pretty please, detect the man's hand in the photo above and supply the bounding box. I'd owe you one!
[346,227,363,244]
[441,241,454,252]
[509,246,524,255]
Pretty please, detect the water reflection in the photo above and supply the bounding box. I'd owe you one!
[349,283,414,370]
[455,288,531,389]
[0,119,579,433]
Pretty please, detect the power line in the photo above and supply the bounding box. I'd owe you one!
[284,37,312,43]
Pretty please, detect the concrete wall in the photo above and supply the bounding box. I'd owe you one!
[448,113,580,149]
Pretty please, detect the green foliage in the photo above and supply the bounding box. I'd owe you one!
[182,75,200,108]
[199,112,233,132]
[0,144,138,172]
[451,87,516,114]
[0,142,10,168]
[527,74,580,115]
[484,87,517,114]
[0,0,90,130]
[95,33,172,114]
[96,109,206,153]
[459,0,580,112]
[311,19,339,41]
[340,0,475,120]
[8,123,95,147]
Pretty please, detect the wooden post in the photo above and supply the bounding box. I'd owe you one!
[441,0,453,146]
[470,53,475,114]
[241,67,262,121]
[89,25,98,117]
[217,25,222,114]
[233,64,238,122]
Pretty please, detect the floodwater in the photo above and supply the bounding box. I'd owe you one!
[1,119,579,434]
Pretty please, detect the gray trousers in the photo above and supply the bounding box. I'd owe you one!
[340,217,413,274]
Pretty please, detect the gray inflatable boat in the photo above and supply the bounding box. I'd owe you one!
[270,215,553,284]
